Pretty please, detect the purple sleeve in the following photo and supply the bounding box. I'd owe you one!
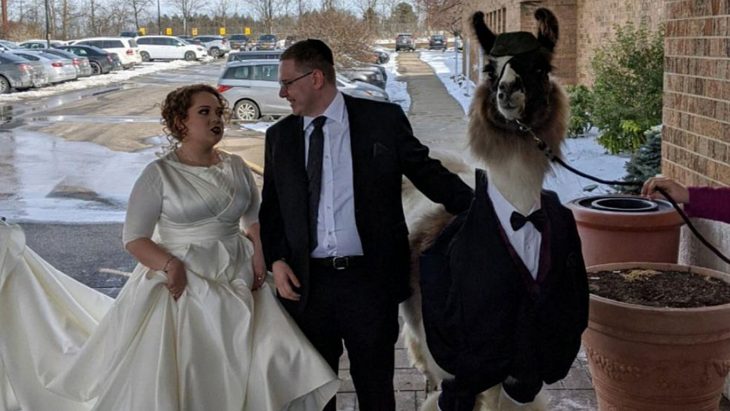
[685,186,730,224]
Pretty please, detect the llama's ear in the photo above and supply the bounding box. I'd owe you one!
[472,12,496,54]
[535,8,559,52]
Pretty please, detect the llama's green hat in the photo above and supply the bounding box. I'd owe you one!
[490,32,541,57]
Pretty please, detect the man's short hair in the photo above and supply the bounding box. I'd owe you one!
[280,39,336,83]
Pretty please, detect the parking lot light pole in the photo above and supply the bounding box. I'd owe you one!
[45,0,51,48]
[157,0,162,35]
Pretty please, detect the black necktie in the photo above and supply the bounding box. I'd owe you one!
[510,209,546,232]
[307,116,327,250]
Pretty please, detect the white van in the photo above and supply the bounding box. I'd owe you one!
[135,36,207,61]
[70,37,141,69]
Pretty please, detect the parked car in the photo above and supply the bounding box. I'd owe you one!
[335,73,389,102]
[283,35,297,48]
[192,35,230,58]
[43,48,93,77]
[0,40,19,50]
[7,50,77,84]
[0,52,35,92]
[226,49,283,64]
[339,65,386,90]
[395,33,415,52]
[179,37,203,46]
[217,60,389,121]
[119,31,139,38]
[428,34,446,50]
[70,37,141,69]
[135,35,207,61]
[56,45,116,75]
[18,39,67,49]
[256,34,278,51]
[371,47,389,64]
[228,34,251,50]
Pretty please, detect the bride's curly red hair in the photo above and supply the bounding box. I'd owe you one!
[161,84,229,142]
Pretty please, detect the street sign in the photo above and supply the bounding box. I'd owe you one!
[192,28,198,36]
[244,27,251,35]
[139,27,146,35]
[165,27,172,35]
[219,27,226,35]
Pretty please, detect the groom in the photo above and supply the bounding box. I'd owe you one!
[259,39,473,410]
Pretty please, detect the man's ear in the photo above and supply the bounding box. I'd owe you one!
[313,69,325,89]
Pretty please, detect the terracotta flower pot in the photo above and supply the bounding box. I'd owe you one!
[583,262,730,411]
[567,195,684,266]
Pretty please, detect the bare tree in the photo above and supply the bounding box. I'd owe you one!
[414,0,461,34]
[251,0,276,34]
[129,0,152,32]
[167,0,204,34]
[295,9,373,66]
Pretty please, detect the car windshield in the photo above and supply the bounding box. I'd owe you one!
[259,35,276,42]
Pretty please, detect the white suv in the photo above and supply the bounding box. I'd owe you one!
[70,37,142,69]
[135,36,207,61]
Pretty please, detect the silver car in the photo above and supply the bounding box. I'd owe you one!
[8,50,77,84]
[0,52,35,93]
[43,48,93,77]
[217,60,389,121]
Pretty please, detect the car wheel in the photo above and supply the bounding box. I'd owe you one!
[90,61,102,75]
[184,51,196,61]
[140,51,151,62]
[0,76,9,94]
[234,99,260,121]
[210,47,221,58]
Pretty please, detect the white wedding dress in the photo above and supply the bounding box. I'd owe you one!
[0,151,339,411]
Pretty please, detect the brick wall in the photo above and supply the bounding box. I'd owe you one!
[576,0,664,85]
[663,0,730,187]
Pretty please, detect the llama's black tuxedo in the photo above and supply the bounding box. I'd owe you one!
[259,93,473,410]
[420,169,589,407]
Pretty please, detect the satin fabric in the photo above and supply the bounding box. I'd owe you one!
[0,152,339,411]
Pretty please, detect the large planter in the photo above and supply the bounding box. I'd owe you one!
[584,262,730,411]
[567,195,684,266]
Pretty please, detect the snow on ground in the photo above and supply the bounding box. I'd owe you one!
[0,58,211,102]
[419,50,630,204]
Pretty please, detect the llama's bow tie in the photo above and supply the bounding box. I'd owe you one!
[510,209,546,232]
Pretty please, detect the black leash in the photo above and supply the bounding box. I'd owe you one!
[514,120,730,264]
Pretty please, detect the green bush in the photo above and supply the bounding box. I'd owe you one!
[566,84,593,137]
[619,125,662,193]
[591,23,664,154]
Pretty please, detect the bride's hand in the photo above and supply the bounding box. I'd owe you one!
[166,258,187,300]
[251,246,267,290]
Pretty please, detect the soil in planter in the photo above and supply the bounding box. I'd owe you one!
[589,268,730,308]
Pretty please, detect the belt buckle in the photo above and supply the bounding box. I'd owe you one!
[332,256,348,270]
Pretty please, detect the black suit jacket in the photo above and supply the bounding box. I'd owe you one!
[420,169,589,395]
[259,94,473,313]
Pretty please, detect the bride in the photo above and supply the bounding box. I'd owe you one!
[0,84,340,411]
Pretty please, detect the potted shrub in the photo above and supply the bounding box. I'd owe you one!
[583,262,730,410]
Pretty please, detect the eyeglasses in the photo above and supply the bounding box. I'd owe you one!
[279,71,313,90]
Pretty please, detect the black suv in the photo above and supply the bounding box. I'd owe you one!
[428,34,446,50]
[395,33,415,52]
[229,34,250,50]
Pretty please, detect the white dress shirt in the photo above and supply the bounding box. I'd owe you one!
[303,92,364,258]
[487,174,542,279]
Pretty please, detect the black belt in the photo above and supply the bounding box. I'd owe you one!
[310,256,365,270]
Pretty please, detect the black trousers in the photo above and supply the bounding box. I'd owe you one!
[294,263,399,411]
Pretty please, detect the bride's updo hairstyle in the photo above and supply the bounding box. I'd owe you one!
[161,84,229,142]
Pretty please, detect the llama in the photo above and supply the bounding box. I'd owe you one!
[400,9,589,411]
